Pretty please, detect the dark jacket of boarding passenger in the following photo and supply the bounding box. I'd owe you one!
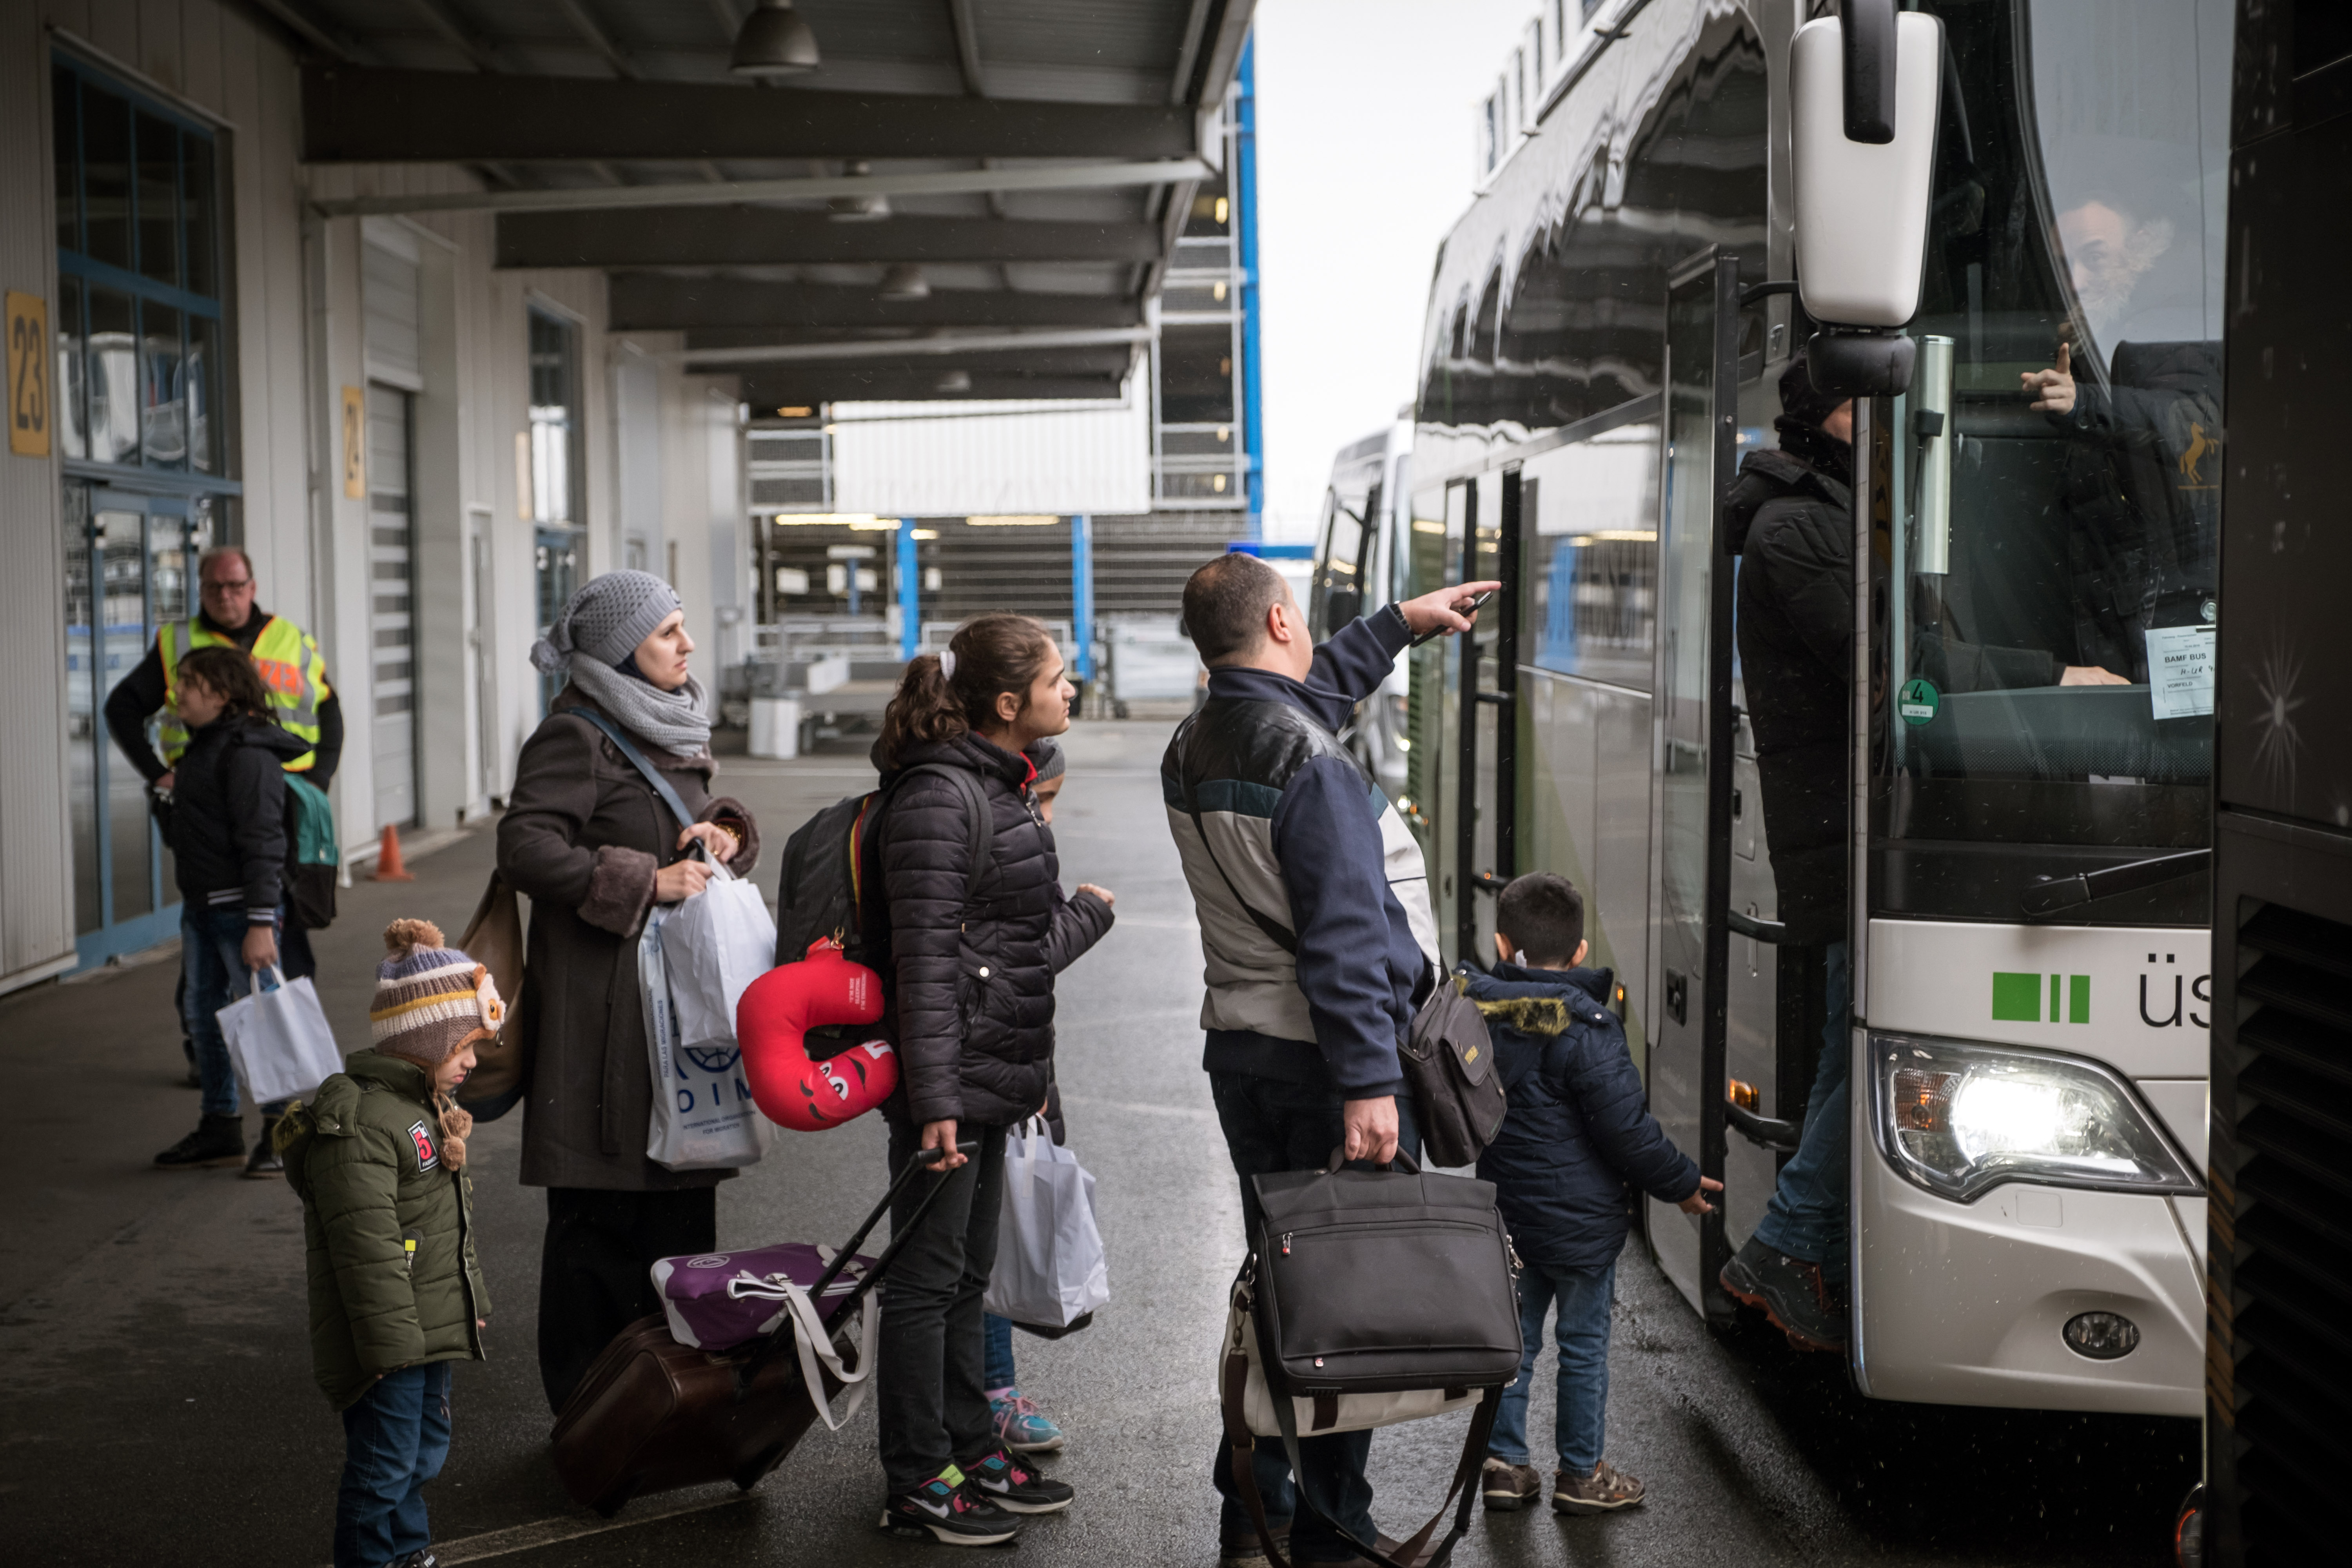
[1466,963,1700,1270]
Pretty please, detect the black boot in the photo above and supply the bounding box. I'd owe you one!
[1720,1236,1848,1352]
[154,1114,246,1169]
[243,1117,285,1178]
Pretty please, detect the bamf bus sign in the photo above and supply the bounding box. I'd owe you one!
[7,291,51,459]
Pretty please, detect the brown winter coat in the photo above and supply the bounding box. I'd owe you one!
[496,686,759,1191]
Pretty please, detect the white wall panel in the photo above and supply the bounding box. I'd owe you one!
[831,385,1151,518]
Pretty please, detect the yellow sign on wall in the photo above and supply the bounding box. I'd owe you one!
[7,291,53,459]
[341,385,366,498]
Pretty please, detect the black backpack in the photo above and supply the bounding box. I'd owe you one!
[772,763,994,975]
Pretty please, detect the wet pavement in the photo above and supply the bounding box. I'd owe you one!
[0,719,2195,1566]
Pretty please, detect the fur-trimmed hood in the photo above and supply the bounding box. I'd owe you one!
[1460,963,1614,1037]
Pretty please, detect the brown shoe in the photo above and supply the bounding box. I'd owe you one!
[1218,1522,1290,1568]
[1480,1457,1541,1512]
[1553,1459,1645,1515]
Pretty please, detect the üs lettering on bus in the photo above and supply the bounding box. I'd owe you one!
[2138,952,2210,1029]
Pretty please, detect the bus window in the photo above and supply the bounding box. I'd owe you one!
[1521,416,1661,691]
[1313,485,1370,637]
[1878,0,2227,924]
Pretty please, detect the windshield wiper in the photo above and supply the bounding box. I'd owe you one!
[2020,848,2211,917]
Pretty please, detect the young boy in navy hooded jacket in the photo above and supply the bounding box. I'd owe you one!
[1465,872,1720,1517]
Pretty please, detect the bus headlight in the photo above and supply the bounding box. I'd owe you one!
[1869,1033,2200,1202]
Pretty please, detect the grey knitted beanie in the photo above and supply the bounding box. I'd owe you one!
[530,570,683,675]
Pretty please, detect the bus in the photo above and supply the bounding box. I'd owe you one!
[1392,0,2222,1421]
[1305,415,1414,799]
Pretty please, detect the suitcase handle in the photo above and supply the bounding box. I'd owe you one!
[1321,1144,1422,1176]
[733,1140,979,1399]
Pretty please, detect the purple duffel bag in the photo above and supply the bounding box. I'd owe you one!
[651,1243,877,1353]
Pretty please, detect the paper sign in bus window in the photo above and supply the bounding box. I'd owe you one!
[2143,624,2214,721]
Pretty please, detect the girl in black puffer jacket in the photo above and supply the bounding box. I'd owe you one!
[865,614,1112,1545]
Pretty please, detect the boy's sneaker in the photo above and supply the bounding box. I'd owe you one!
[1480,1456,1541,1511]
[988,1387,1066,1453]
[878,1465,1020,1546]
[390,1553,438,1568]
[1553,1460,1644,1514]
[1720,1236,1848,1352]
[154,1114,245,1169]
[243,1117,285,1178]
[961,1445,1074,1514]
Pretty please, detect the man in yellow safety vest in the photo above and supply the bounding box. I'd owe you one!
[103,546,342,988]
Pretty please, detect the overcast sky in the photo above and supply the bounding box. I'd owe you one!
[1252,0,1540,541]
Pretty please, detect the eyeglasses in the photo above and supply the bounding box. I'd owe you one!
[202,577,253,592]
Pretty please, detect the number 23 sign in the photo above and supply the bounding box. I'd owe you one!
[6,291,51,459]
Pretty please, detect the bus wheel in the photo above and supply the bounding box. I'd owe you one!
[2172,1481,2203,1568]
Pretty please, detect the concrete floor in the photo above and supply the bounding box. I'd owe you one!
[0,720,2195,1566]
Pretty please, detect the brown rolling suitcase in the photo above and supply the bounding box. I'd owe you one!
[550,1143,974,1517]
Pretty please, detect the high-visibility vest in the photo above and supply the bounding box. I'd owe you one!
[156,615,333,773]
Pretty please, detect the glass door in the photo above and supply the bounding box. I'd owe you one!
[65,484,205,962]
[1645,253,1742,1319]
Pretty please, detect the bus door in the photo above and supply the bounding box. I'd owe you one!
[1437,468,1517,971]
[1644,252,1745,1320]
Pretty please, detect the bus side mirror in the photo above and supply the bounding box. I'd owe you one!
[1790,1,1942,396]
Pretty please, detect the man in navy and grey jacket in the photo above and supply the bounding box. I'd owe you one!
[1163,552,1496,1568]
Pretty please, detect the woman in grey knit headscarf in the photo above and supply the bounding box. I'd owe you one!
[499,568,760,1411]
[528,570,712,755]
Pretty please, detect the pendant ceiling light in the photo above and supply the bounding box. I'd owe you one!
[730,0,820,76]
[878,264,930,300]
[829,160,892,221]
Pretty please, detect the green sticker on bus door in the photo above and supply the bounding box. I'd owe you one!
[1898,677,1940,726]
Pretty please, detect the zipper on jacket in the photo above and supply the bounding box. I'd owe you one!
[1281,1232,1292,1256]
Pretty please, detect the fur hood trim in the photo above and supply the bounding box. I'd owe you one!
[1466,991,1575,1038]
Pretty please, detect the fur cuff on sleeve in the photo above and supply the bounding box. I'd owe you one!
[581,844,659,936]
[700,797,760,877]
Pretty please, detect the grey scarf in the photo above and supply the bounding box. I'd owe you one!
[533,647,714,757]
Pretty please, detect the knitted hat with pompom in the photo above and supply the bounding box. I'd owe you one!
[370,918,505,1067]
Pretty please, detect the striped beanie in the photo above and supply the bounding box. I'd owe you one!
[371,919,505,1066]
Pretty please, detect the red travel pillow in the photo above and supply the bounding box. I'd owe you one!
[737,939,898,1131]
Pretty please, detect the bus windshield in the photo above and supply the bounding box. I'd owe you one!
[1875,0,2229,926]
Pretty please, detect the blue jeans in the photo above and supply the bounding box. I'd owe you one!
[334,1361,452,1568]
[1753,939,1851,1282]
[983,1313,1017,1392]
[182,902,289,1121]
[1209,1071,1421,1563]
[1488,1258,1614,1474]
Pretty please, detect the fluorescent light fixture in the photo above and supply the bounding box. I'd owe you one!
[965,515,1058,527]
[768,512,882,528]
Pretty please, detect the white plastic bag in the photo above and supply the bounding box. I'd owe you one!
[984,1117,1110,1330]
[659,860,777,1055]
[641,900,773,1171]
[218,966,342,1107]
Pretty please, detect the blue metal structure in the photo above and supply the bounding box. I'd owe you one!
[897,519,920,660]
[1236,37,1265,536]
[1071,514,1095,679]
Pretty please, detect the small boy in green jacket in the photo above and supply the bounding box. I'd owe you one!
[282,919,503,1568]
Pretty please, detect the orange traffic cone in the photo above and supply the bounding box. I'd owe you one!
[369,823,415,882]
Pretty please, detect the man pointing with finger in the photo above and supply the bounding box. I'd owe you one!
[1165,552,1496,1568]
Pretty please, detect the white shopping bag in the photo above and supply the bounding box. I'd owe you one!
[984,1117,1111,1331]
[658,860,777,1054]
[218,966,342,1106]
[641,899,773,1172]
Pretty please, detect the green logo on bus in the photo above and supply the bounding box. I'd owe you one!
[1993,971,2089,1024]
[1898,677,1940,726]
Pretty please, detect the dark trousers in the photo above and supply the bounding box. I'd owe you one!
[334,1361,452,1568]
[877,1115,1009,1494]
[537,1185,718,1413]
[1209,1071,1422,1563]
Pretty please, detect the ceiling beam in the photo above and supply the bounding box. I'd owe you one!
[310,158,1206,218]
[946,0,987,96]
[496,210,1162,269]
[673,327,1150,367]
[301,67,1197,163]
[610,275,1140,333]
[738,370,1127,407]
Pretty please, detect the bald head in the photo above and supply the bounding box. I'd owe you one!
[1183,553,1292,665]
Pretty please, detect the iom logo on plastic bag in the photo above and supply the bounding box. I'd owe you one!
[683,1044,742,1075]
